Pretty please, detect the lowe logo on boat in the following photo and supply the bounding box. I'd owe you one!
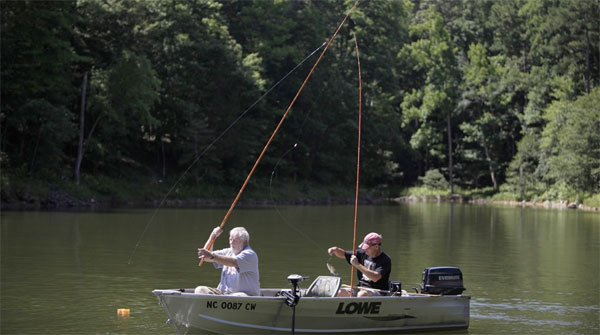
[335,302,381,315]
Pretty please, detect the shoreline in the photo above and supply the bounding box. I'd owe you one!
[0,187,383,211]
[391,195,599,212]
[1,191,598,212]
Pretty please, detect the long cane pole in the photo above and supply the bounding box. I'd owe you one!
[349,32,362,296]
[199,0,362,266]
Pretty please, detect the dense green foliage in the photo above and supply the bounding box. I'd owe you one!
[1,0,599,204]
[419,169,449,191]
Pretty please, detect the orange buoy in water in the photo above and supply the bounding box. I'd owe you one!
[117,308,130,316]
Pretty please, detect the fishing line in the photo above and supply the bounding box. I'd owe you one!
[268,143,336,275]
[127,43,326,265]
[268,143,323,251]
[199,0,362,267]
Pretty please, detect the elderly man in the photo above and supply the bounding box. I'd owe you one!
[328,232,391,297]
[196,227,260,296]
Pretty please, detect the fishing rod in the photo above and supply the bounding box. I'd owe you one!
[349,32,362,296]
[199,0,362,266]
[126,42,326,265]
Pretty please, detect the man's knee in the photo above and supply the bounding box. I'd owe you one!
[194,286,221,294]
[336,288,350,297]
[194,286,209,294]
[228,292,249,297]
[357,289,375,297]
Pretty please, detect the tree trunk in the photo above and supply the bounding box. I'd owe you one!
[585,29,591,94]
[446,112,454,195]
[74,71,88,185]
[161,138,166,179]
[483,141,498,191]
[518,163,525,200]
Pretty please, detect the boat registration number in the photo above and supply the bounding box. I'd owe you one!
[206,301,257,311]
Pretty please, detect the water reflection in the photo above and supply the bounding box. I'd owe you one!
[472,297,599,331]
[1,204,598,334]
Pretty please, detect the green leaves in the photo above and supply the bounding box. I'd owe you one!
[14,99,75,176]
[540,88,600,192]
[1,1,79,176]
[0,0,598,201]
[107,51,161,128]
[399,5,461,188]
[419,169,449,190]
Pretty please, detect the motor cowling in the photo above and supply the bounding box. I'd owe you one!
[420,266,466,295]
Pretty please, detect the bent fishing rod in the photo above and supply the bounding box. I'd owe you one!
[349,31,362,296]
[127,42,326,265]
[199,0,362,266]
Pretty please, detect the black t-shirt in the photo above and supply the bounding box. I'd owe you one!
[345,249,392,291]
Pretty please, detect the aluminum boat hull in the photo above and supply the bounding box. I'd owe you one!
[153,288,470,334]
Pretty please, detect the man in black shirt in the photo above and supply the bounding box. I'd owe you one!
[328,232,392,297]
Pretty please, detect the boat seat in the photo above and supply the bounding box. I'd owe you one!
[304,276,341,297]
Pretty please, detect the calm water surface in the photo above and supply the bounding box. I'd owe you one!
[1,203,598,334]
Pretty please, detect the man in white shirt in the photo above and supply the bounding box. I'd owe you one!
[196,227,260,296]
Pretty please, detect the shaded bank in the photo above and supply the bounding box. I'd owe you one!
[0,197,384,211]
[2,184,598,212]
[0,183,383,211]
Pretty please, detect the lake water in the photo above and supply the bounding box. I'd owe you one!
[1,203,598,334]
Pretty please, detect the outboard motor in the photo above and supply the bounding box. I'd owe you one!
[420,267,465,295]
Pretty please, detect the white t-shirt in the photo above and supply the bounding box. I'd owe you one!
[213,245,260,296]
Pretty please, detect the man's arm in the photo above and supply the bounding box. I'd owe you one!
[198,248,239,267]
[328,247,346,259]
[349,256,383,282]
[211,253,238,267]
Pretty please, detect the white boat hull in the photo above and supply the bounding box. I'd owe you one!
[153,288,470,334]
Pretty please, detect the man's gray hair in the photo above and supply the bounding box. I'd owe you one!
[230,227,250,245]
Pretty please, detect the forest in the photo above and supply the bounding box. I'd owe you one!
[1,0,599,207]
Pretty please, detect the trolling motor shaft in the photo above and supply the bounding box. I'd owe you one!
[283,274,309,334]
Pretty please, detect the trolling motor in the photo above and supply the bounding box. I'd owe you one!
[284,274,308,306]
[282,274,309,335]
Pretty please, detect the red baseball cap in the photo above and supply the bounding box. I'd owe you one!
[359,232,382,249]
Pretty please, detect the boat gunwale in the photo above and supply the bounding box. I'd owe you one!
[152,288,471,300]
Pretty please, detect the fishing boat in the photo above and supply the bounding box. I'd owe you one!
[152,1,470,333]
[153,268,470,334]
